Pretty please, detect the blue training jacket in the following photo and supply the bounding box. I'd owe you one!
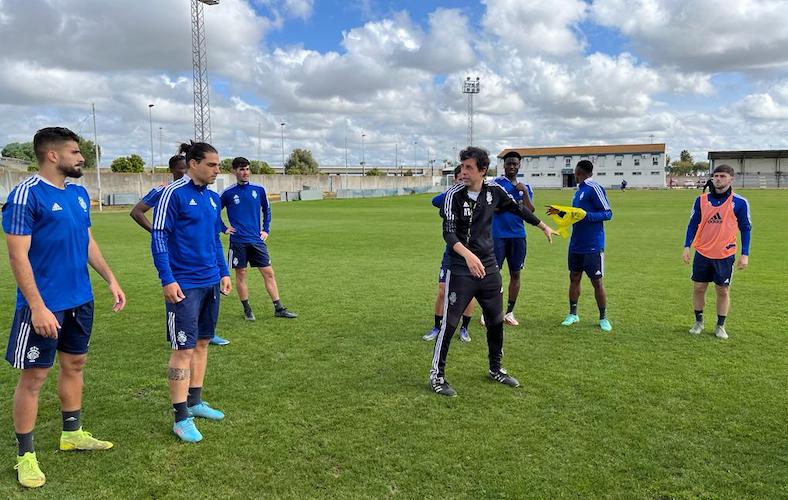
[220,182,270,244]
[570,178,612,254]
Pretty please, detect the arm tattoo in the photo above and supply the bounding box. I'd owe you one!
[167,367,190,381]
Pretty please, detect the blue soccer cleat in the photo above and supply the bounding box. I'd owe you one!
[422,328,440,341]
[188,402,225,421]
[561,314,580,326]
[599,318,612,332]
[458,327,471,343]
[173,417,203,443]
[209,335,230,346]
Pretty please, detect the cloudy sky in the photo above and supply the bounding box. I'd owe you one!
[2,0,788,167]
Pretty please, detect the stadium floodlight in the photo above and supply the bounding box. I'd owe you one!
[192,0,218,142]
[462,76,480,147]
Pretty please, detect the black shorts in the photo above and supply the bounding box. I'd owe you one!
[568,252,604,280]
[228,241,271,268]
[165,284,220,350]
[692,252,734,286]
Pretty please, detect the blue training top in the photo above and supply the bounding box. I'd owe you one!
[141,185,165,207]
[569,178,613,254]
[491,176,534,239]
[1,175,94,311]
[684,190,751,255]
[151,176,229,289]
[220,183,270,244]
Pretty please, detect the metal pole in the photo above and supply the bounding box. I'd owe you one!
[92,103,102,212]
[148,104,155,170]
[158,127,163,166]
[413,141,417,171]
[257,122,261,159]
[280,122,286,171]
[361,132,366,176]
[396,143,399,176]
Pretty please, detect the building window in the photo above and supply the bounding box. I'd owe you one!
[616,156,623,166]
[548,156,556,168]
[597,172,606,176]
[597,155,606,166]
[652,156,659,166]
[632,171,642,175]
[651,171,661,175]
[532,173,541,177]
[565,157,571,166]
[642,154,648,159]
[634,158,640,166]
[614,172,624,176]
[547,173,556,177]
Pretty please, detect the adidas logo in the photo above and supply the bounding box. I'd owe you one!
[707,212,723,224]
[724,279,730,284]
[189,199,197,206]
[595,270,602,275]
[51,202,62,211]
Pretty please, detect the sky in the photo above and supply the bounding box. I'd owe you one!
[2,0,788,167]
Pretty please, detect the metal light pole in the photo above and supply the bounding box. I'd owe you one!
[158,127,163,166]
[191,0,218,142]
[91,103,102,212]
[257,122,261,159]
[462,76,480,147]
[361,132,366,175]
[148,104,155,170]
[413,141,418,170]
[396,143,400,176]
[280,122,286,170]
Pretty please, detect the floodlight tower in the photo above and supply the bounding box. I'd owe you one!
[462,76,480,147]
[192,0,218,142]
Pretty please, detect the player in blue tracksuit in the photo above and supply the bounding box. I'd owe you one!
[423,166,474,343]
[549,159,613,332]
[220,157,297,321]
[151,142,231,443]
[2,127,126,488]
[491,151,535,327]
[130,155,230,345]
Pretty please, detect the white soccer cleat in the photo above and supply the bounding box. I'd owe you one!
[480,315,485,327]
[715,325,728,340]
[688,322,703,335]
[503,312,519,326]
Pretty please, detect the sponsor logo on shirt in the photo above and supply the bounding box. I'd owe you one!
[707,212,723,224]
[462,201,472,217]
[233,194,240,205]
[51,202,63,211]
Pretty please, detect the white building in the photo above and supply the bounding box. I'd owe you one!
[708,150,787,188]
[496,144,667,188]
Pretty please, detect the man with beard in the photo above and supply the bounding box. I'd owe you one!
[2,127,126,488]
[130,154,230,346]
[491,151,534,327]
[683,164,751,339]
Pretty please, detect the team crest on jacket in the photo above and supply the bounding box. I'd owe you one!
[252,190,258,199]
[78,196,88,211]
[486,191,492,205]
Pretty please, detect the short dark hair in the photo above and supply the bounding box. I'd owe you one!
[576,159,594,175]
[713,164,735,176]
[178,141,217,164]
[459,146,490,171]
[168,154,185,169]
[33,127,80,162]
[232,157,250,169]
[453,165,462,178]
[502,151,521,162]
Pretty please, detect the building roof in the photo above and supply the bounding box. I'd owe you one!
[498,143,666,158]
[708,150,788,160]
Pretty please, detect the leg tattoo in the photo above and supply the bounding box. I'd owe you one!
[167,367,191,381]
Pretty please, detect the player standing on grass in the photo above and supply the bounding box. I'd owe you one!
[131,154,231,346]
[428,147,558,397]
[549,160,613,332]
[491,151,534,327]
[2,127,126,488]
[152,142,231,443]
[682,164,751,339]
[423,165,474,343]
[220,157,297,321]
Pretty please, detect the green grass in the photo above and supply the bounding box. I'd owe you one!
[0,189,787,498]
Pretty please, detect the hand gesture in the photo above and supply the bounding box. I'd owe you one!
[464,253,485,279]
[31,306,60,338]
[163,282,185,304]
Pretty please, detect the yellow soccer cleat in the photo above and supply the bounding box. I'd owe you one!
[14,452,46,488]
[59,428,114,451]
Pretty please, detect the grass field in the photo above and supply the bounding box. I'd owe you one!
[0,188,787,498]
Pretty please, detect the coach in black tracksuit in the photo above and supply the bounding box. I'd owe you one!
[429,147,558,397]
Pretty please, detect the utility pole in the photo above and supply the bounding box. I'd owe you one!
[396,143,400,176]
[148,104,155,171]
[280,122,286,171]
[462,76,480,147]
[91,103,102,212]
[158,127,163,166]
[361,132,366,176]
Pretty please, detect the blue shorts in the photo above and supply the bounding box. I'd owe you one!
[166,285,220,350]
[438,249,450,283]
[494,237,527,274]
[6,301,94,369]
[228,241,271,269]
[692,252,734,286]
[568,252,604,280]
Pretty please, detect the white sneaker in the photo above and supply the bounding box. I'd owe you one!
[480,315,485,327]
[688,322,703,335]
[715,325,728,340]
[503,312,519,326]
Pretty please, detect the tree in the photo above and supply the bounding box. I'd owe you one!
[365,168,384,176]
[110,154,145,173]
[693,161,710,175]
[403,169,414,176]
[250,160,274,175]
[680,150,694,165]
[220,158,233,173]
[669,160,694,176]
[78,136,100,169]
[1,142,35,162]
[284,148,319,175]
